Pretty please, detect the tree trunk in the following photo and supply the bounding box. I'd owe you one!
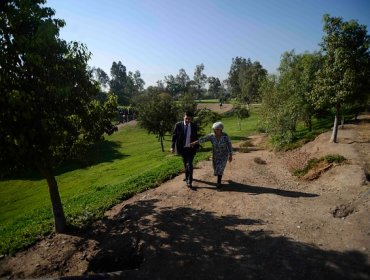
[340,108,344,129]
[305,114,313,132]
[39,165,66,233]
[330,104,340,143]
[160,135,164,152]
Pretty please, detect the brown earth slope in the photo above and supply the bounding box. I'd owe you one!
[1,116,370,280]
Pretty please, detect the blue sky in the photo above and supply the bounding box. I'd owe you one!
[47,0,370,87]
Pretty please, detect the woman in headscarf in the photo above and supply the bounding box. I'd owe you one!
[191,122,233,188]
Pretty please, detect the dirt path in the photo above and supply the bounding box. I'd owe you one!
[1,117,370,280]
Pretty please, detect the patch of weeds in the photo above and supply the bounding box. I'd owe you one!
[322,154,346,164]
[292,154,346,178]
[293,158,320,177]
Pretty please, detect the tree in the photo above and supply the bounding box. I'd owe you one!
[0,0,117,232]
[156,80,166,92]
[195,108,222,134]
[296,51,323,131]
[228,57,247,97]
[260,75,297,147]
[238,60,267,105]
[135,92,178,152]
[165,74,181,97]
[91,67,110,103]
[207,77,222,99]
[109,61,128,105]
[228,57,267,105]
[260,50,322,147]
[92,67,109,90]
[133,70,145,93]
[312,14,370,143]
[177,92,197,119]
[193,63,207,99]
[175,68,190,94]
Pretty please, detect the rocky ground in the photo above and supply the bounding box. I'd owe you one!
[1,115,369,280]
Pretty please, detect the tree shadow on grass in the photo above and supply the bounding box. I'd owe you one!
[55,198,369,280]
[193,179,319,198]
[1,140,127,181]
[56,140,128,175]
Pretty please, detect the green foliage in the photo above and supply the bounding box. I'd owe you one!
[228,57,246,97]
[238,60,267,104]
[177,92,198,118]
[0,0,118,173]
[312,15,370,110]
[195,108,222,134]
[135,92,178,151]
[259,75,297,147]
[207,77,222,99]
[193,63,207,99]
[260,50,323,148]
[311,15,370,142]
[292,158,320,177]
[227,57,267,104]
[322,154,346,164]
[109,61,128,105]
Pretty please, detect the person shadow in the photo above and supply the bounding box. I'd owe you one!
[193,179,319,198]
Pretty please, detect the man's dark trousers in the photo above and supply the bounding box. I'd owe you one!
[181,147,196,185]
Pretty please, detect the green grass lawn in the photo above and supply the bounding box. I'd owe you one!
[195,99,220,103]
[0,107,261,254]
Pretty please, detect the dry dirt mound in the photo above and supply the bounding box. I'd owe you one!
[1,117,370,280]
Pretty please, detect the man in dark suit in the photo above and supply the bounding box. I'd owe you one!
[171,111,199,189]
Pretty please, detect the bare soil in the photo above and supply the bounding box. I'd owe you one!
[197,103,233,114]
[1,116,370,280]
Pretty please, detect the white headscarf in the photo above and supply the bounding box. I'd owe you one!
[212,121,224,130]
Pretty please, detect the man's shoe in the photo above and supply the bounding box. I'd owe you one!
[186,180,195,190]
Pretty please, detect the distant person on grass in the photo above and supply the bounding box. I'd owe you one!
[171,112,199,189]
[191,121,233,188]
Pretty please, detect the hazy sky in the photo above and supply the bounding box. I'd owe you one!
[47,0,370,87]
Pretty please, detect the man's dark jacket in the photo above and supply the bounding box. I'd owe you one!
[171,122,199,155]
